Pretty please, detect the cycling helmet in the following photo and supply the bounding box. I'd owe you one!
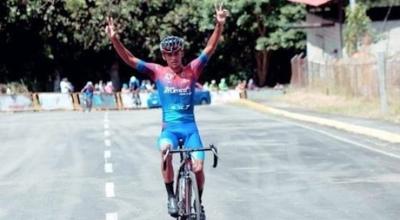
[160,36,184,53]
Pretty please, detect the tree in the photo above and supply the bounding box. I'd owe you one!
[0,0,307,90]
[343,3,372,56]
[204,0,306,86]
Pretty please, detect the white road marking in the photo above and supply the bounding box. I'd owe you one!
[106,213,118,220]
[104,112,116,220]
[104,130,110,137]
[104,150,111,159]
[242,100,400,160]
[289,121,400,160]
[104,139,111,147]
[105,182,115,197]
[239,99,400,143]
[105,163,113,173]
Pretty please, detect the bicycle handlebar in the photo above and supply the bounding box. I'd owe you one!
[162,145,219,170]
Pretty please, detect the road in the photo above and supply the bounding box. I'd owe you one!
[0,104,400,220]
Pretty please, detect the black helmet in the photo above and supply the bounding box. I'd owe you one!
[160,36,184,53]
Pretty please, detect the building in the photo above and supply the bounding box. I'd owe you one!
[289,0,400,63]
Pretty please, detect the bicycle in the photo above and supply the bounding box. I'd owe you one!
[163,140,218,220]
[131,89,141,108]
[81,93,93,112]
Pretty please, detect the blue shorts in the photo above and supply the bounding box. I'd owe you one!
[157,122,204,160]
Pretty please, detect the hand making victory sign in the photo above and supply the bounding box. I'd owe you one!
[215,1,229,25]
[203,1,229,56]
[105,16,117,39]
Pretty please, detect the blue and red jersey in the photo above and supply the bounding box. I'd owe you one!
[82,85,94,98]
[135,52,208,124]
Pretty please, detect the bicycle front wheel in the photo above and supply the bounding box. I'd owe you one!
[176,171,201,220]
[187,171,201,220]
[176,171,185,219]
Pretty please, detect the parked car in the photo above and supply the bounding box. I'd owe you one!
[147,89,211,108]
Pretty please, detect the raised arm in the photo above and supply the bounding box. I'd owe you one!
[203,3,229,57]
[105,17,139,69]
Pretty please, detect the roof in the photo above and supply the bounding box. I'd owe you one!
[288,0,332,7]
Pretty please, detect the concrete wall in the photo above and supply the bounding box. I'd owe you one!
[306,14,400,62]
[370,20,400,56]
[306,14,342,63]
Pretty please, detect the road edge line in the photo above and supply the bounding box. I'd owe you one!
[237,99,400,144]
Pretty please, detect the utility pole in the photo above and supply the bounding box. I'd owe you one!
[338,0,344,58]
[377,52,388,114]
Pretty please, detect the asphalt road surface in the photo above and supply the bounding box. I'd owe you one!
[1,104,400,220]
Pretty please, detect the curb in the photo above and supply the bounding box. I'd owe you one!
[237,99,400,144]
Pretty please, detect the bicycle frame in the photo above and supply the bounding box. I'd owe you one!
[163,142,218,220]
[131,90,141,107]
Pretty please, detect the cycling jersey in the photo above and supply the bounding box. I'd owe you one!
[136,52,208,124]
[135,52,208,160]
[82,85,94,98]
[129,79,140,91]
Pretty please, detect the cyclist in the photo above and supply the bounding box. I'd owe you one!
[80,81,94,112]
[129,76,141,107]
[105,3,228,219]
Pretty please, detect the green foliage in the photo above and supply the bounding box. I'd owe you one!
[0,0,306,90]
[344,3,373,55]
[196,0,306,85]
[229,0,306,51]
[228,71,249,87]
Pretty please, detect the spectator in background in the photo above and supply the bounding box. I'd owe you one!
[247,78,255,90]
[0,84,6,94]
[235,80,247,98]
[104,81,114,94]
[129,76,142,107]
[218,78,228,91]
[53,70,61,92]
[98,80,105,93]
[60,77,73,93]
[94,83,100,92]
[121,83,130,93]
[209,79,218,91]
[129,76,140,91]
[140,80,146,91]
[202,81,209,91]
[144,80,154,92]
[81,81,94,112]
[46,75,53,92]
